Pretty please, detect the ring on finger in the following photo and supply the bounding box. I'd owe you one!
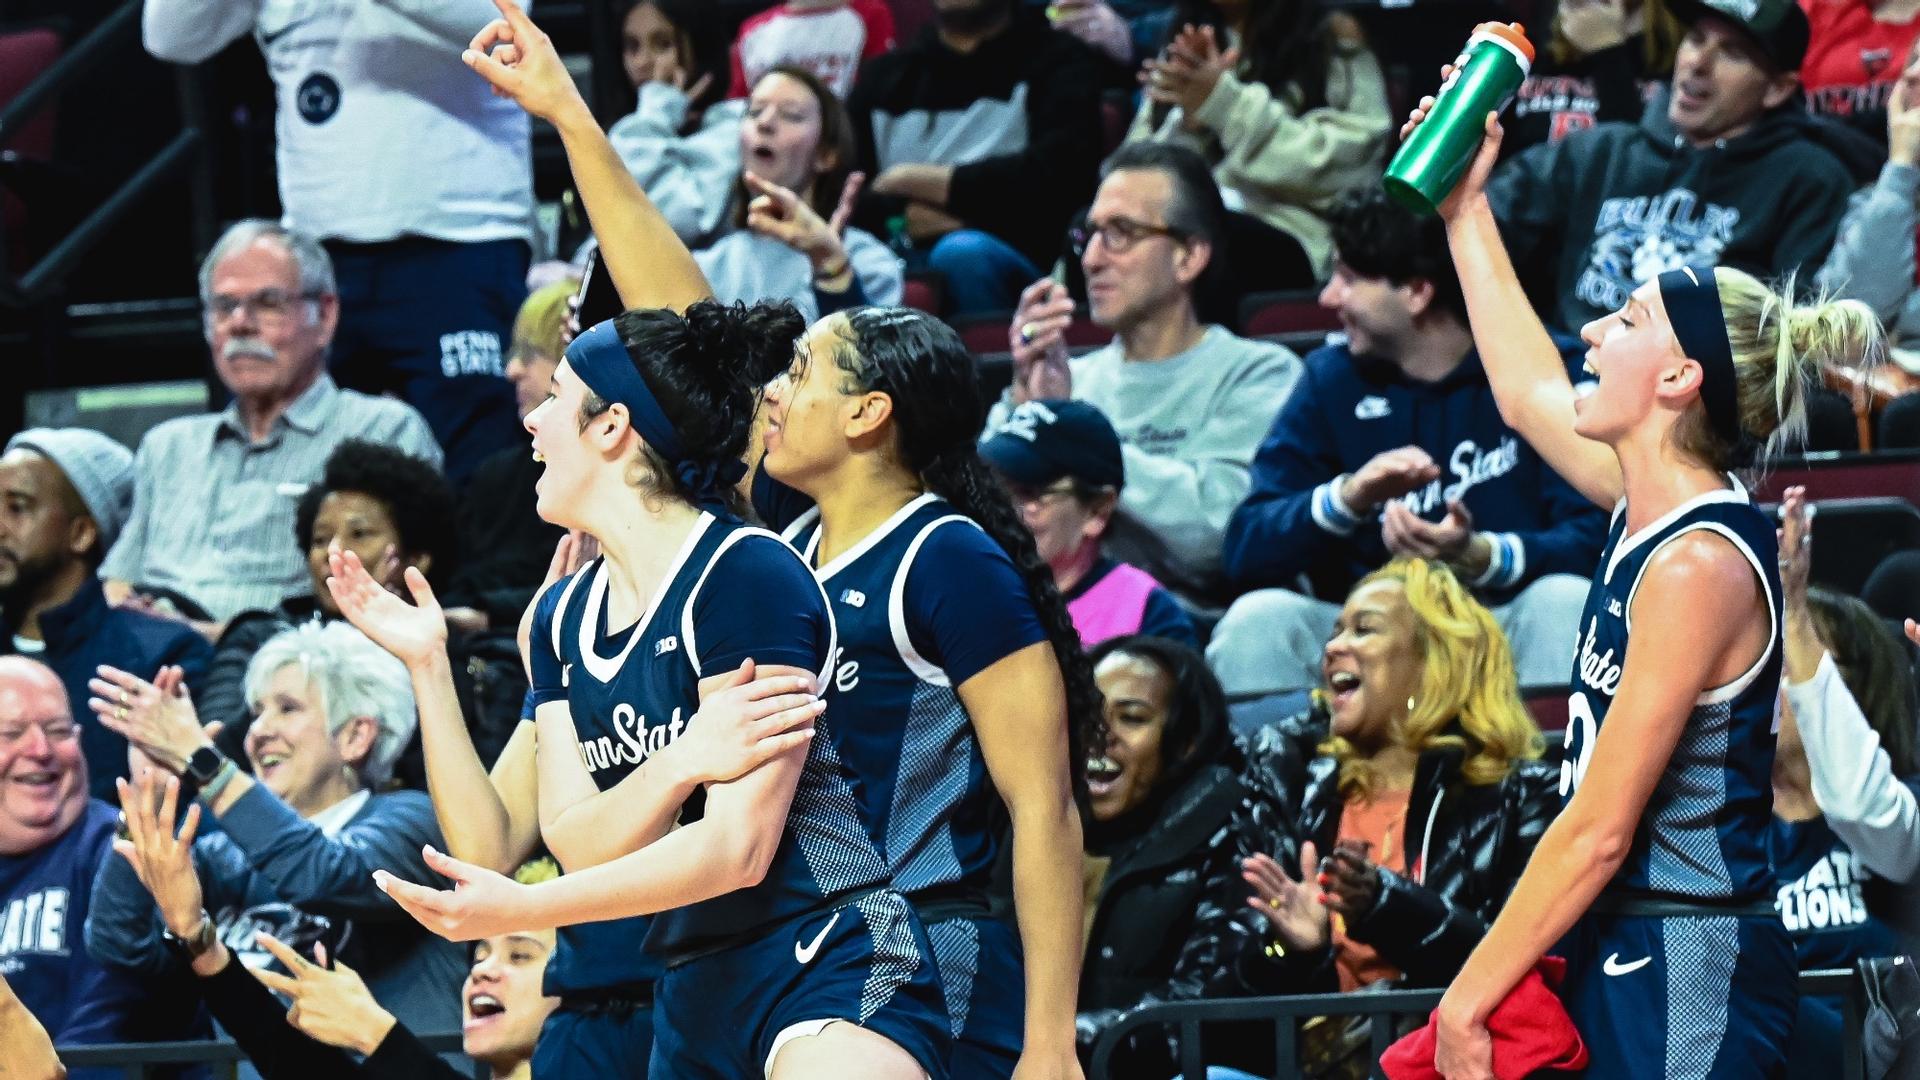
[1018,322,1037,346]
[116,706,128,721]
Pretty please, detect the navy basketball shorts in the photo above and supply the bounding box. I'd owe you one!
[1556,912,1797,1078]
[532,999,655,1078]
[649,891,953,1078]
[926,915,1023,1079]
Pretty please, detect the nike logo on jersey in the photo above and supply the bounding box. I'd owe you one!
[653,636,678,657]
[838,589,867,608]
[1354,395,1391,420]
[795,911,840,964]
[1602,953,1651,976]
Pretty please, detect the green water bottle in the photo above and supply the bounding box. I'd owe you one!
[1383,22,1535,216]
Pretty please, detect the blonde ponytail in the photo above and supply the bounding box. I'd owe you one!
[1675,268,1885,469]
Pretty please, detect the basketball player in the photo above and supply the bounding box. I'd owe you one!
[449,3,1092,1075]
[1398,100,1884,1077]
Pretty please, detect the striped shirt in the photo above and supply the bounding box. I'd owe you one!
[100,373,441,621]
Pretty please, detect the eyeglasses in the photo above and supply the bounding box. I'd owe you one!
[0,718,80,749]
[1008,480,1082,508]
[205,288,321,325]
[1070,218,1186,257]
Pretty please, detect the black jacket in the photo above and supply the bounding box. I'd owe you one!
[1220,711,1561,994]
[1075,761,1249,1075]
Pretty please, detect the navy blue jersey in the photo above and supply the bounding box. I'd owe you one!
[779,494,1046,895]
[1768,815,1905,969]
[1562,484,1783,902]
[531,513,892,963]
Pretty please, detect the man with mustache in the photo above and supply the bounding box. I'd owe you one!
[0,428,212,802]
[100,220,442,636]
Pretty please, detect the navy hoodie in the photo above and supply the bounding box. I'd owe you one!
[2,801,205,1077]
[1487,87,1857,331]
[1223,337,1608,603]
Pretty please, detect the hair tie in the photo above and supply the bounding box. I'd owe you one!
[674,457,749,514]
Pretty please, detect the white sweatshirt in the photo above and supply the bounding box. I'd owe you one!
[1787,651,1920,885]
[143,0,533,245]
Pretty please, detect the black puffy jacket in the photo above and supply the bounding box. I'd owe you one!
[1222,710,1562,994]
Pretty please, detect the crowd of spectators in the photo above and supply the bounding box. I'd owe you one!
[4,0,1920,1075]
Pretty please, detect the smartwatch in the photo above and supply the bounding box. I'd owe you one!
[184,745,227,787]
[162,913,220,961]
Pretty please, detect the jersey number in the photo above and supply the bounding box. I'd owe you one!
[1559,690,1597,797]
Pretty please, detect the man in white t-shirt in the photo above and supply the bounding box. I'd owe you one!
[141,0,533,485]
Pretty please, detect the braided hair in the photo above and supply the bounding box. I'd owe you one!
[825,308,1103,794]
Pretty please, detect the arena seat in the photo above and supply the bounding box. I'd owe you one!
[0,25,63,267]
[1751,450,1920,508]
[1783,496,1920,599]
[902,271,943,315]
[1523,687,1569,734]
[1239,290,1339,339]
[952,308,1108,356]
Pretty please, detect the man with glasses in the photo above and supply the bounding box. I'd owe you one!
[0,428,211,802]
[0,657,200,1070]
[990,142,1301,601]
[1210,187,1606,699]
[101,220,441,633]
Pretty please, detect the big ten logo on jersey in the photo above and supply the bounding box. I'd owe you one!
[439,330,504,378]
[1777,849,1873,933]
[578,704,687,776]
[1385,437,1521,516]
[830,646,860,694]
[0,887,69,961]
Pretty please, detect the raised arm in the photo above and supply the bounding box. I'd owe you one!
[462,0,711,313]
[326,548,540,874]
[1432,534,1762,1071]
[1413,100,1623,509]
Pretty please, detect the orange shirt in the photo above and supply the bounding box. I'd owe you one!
[1331,789,1412,993]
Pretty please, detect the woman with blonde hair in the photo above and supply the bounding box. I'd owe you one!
[1178,558,1557,1076]
[1406,82,1885,1074]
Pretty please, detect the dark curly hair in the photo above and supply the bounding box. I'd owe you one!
[294,440,456,586]
[1327,185,1468,324]
[579,299,802,516]
[820,308,1104,799]
[1088,635,1235,793]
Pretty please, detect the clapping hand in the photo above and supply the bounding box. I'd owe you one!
[90,665,215,775]
[1141,24,1238,120]
[113,769,210,949]
[1242,842,1331,952]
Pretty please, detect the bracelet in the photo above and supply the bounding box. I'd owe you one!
[813,256,853,288]
[197,759,240,803]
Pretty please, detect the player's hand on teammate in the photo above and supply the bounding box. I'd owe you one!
[326,543,448,671]
[1241,842,1332,952]
[1340,446,1440,514]
[675,658,824,787]
[1400,63,1504,223]
[375,845,535,943]
[463,0,587,126]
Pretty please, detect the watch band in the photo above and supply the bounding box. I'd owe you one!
[197,759,240,804]
[163,913,219,961]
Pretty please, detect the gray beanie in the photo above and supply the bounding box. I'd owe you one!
[4,428,136,552]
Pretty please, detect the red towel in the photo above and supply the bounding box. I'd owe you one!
[1380,956,1589,1079]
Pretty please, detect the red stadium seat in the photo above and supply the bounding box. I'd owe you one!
[902,271,943,315]
[954,308,1109,356]
[0,26,62,264]
[1240,290,1339,339]
[1524,688,1569,734]
[1750,450,1920,509]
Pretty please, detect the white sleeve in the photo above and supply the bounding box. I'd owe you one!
[607,88,743,246]
[143,0,258,64]
[1790,651,1920,884]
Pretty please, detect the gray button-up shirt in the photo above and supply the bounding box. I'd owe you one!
[100,373,443,621]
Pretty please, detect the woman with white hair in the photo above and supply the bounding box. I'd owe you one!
[83,621,466,1042]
